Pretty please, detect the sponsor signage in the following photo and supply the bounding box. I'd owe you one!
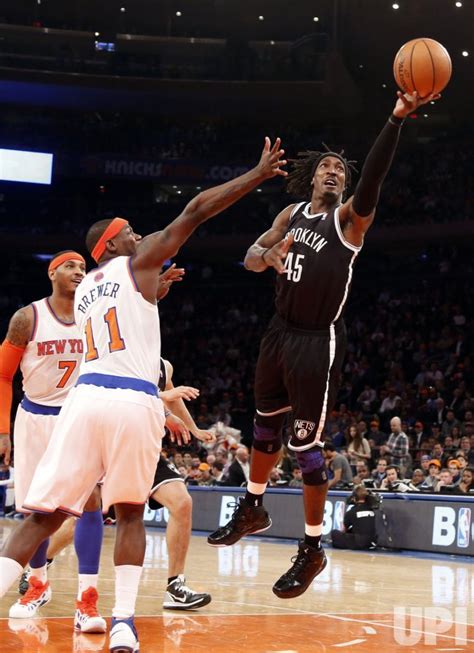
[143,488,473,555]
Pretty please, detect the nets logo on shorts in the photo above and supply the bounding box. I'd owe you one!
[294,419,316,440]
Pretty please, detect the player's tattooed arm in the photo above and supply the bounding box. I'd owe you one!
[244,204,295,274]
[5,306,34,348]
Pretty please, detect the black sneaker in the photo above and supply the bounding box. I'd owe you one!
[163,575,212,610]
[207,497,272,547]
[272,541,327,599]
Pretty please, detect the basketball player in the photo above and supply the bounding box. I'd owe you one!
[151,357,214,610]
[207,91,440,598]
[0,138,286,652]
[0,251,106,632]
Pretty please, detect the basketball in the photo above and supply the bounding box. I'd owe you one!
[393,38,452,98]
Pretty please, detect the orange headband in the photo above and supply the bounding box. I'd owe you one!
[48,252,86,273]
[91,218,129,263]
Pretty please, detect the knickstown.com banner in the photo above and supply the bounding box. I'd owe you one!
[143,487,474,556]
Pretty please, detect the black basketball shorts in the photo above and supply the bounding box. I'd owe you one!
[148,456,183,510]
[254,314,347,452]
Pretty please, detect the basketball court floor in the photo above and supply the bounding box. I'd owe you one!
[1,519,472,652]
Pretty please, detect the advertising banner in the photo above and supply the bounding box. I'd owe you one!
[143,488,474,556]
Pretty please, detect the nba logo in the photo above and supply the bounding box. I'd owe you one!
[457,508,471,548]
[333,501,346,531]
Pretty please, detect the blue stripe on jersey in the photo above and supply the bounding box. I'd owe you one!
[21,396,62,415]
[76,372,158,396]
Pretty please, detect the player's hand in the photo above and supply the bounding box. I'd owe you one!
[263,233,294,274]
[165,413,191,446]
[156,264,185,301]
[193,428,216,443]
[392,91,441,118]
[161,385,200,402]
[0,434,11,466]
[256,137,288,180]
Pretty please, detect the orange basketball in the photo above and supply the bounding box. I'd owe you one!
[393,38,452,98]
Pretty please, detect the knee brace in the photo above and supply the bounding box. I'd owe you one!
[296,448,327,486]
[252,412,284,454]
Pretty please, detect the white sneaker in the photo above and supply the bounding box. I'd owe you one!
[9,577,52,618]
[74,587,107,633]
[109,617,139,652]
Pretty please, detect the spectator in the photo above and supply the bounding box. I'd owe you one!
[380,417,410,476]
[222,446,250,487]
[346,424,371,473]
[458,467,474,494]
[447,459,462,485]
[380,465,418,492]
[436,468,455,493]
[324,443,353,489]
[372,458,388,488]
[211,461,225,484]
[289,466,303,488]
[411,469,425,488]
[420,460,441,491]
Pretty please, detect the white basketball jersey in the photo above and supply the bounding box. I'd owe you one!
[74,256,161,384]
[20,298,83,406]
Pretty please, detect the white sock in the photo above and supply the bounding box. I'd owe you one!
[247,481,267,495]
[305,523,323,537]
[0,558,24,596]
[112,565,143,619]
[30,564,48,583]
[77,573,99,600]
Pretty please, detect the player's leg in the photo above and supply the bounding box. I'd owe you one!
[47,516,75,559]
[151,478,211,609]
[1,510,68,615]
[109,502,145,653]
[272,324,346,599]
[74,484,106,633]
[208,324,288,546]
[100,391,164,653]
[9,409,59,614]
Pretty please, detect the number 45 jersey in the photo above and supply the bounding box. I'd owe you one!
[275,203,363,330]
[74,256,161,386]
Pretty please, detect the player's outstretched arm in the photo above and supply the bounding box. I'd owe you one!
[341,91,440,242]
[0,306,33,464]
[134,138,287,274]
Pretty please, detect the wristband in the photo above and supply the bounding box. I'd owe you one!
[388,114,405,127]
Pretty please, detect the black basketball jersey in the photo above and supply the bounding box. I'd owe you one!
[275,202,362,330]
[158,358,167,392]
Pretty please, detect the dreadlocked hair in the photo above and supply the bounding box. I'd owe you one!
[285,145,358,199]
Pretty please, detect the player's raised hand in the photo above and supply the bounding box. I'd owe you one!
[256,137,288,180]
[156,263,185,300]
[165,413,191,446]
[393,91,441,118]
[161,385,200,402]
[263,233,294,274]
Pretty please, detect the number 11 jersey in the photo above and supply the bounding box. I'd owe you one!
[74,256,161,385]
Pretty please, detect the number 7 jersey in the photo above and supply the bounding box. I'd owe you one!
[20,298,83,406]
[74,256,161,385]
